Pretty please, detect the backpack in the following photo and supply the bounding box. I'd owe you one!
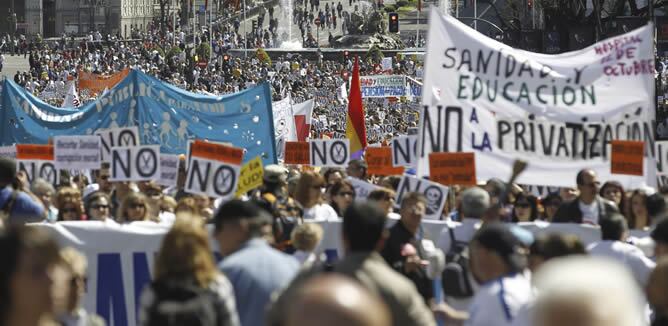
[441,227,474,298]
[147,280,221,326]
[262,193,303,253]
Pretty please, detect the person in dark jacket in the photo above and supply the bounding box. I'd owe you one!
[552,169,618,225]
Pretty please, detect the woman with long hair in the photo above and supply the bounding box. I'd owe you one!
[628,189,650,230]
[84,192,112,221]
[138,217,240,326]
[327,180,355,217]
[600,181,626,213]
[118,192,157,223]
[511,193,539,222]
[55,187,85,221]
[294,171,338,221]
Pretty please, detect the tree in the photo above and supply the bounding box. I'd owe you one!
[158,0,172,34]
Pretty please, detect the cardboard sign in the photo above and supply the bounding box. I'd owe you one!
[185,142,243,199]
[95,127,140,162]
[611,140,644,176]
[310,139,350,167]
[16,144,58,187]
[110,145,161,182]
[236,156,264,197]
[284,141,310,165]
[366,147,404,176]
[395,175,449,219]
[347,177,382,201]
[54,135,102,170]
[0,146,16,159]
[428,152,476,186]
[158,154,180,187]
[392,135,417,167]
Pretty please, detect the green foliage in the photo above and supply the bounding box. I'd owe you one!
[395,0,409,7]
[166,46,183,59]
[366,45,384,63]
[197,43,212,60]
[383,5,397,12]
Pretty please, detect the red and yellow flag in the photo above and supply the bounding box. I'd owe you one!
[345,57,368,157]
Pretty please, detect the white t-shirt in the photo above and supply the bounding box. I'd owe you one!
[587,240,656,286]
[303,203,338,221]
[466,273,533,326]
[578,200,599,225]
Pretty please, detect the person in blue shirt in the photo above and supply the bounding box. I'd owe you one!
[0,157,45,225]
[214,199,300,326]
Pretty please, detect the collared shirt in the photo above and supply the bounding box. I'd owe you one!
[466,273,532,326]
[588,240,656,286]
[219,238,299,326]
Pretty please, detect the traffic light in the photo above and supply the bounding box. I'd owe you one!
[252,20,257,31]
[343,50,350,62]
[389,13,399,33]
[527,0,533,9]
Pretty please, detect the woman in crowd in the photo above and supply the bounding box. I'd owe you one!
[323,168,344,186]
[0,226,62,326]
[540,193,562,221]
[175,197,202,218]
[328,180,355,217]
[291,223,324,267]
[600,181,627,213]
[511,193,539,222]
[138,217,240,326]
[367,188,399,219]
[294,171,338,221]
[84,192,112,221]
[628,189,650,230]
[118,192,157,223]
[55,187,85,221]
[31,179,57,222]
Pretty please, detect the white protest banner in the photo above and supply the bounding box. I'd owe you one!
[15,144,59,187]
[392,135,418,167]
[158,154,180,187]
[310,139,350,167]
[382,57,393,71]
[418,9,656,188]
[395,175,449,219]
[0,145,16,159]
[346,176,382,201]
[110,145,161,182]
[54,135,102,170]
[185,141,243,199]
[360,75,406,98]
[95,126,140,162]
[272,97,298,160]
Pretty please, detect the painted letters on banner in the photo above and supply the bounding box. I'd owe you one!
[16,144,59,187]
[78,69,129,95]
[110,145,161,182]
[360,75,406,98]
[0,145,16,159]
[185,141,243,199]
[418,9,656,188]
[395,174,449,219]
[347,176,382,200]
[236,156,264,197]
[54,135,102,170]
[158,154,180,187]
[310,139,350,167]
[392,135,418,167]
[95,126,141,163]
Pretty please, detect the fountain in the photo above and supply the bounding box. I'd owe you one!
[277,0,303,49]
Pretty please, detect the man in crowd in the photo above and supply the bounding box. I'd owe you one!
[587,213,656,286]
[215,200,299,326]
[0,157,45,224]
[56,247,106,326]
[269,201,436,326]
[346,159,367,180]
[553,169,618,224]
[652,218,668,258]
[381,192,433,302]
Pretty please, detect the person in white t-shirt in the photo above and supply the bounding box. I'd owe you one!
[295,171,338,221]
[588,213,656,286]
[553,169,619,225]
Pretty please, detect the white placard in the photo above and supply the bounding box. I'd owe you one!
[54,135,102,170]
[95,126,140,162]
[395,175,449,219]
[346,177,382,201]
[310,139,350,167]
[158,154,180,187]
[185,157,240,199]
[17,159,59,187]
[110,145,160,182]
[391,135,418,167]
[0,146,16,159]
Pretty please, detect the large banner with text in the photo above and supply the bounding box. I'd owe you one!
[417,9,656,188]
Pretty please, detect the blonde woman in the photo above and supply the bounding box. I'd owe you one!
[117,193,157,223]
[138,217,240,326]
[294,171,338,221]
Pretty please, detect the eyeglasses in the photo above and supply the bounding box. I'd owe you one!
[99,175,110,180]
[61,207,77,214]
[91,204,109,210]
[130,203,145,209]
[581,181,601,188]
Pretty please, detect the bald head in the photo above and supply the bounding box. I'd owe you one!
[285,275,391,326]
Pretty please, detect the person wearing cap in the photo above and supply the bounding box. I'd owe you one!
[652,218,668,258]
[552,169,618,224]
[215,200,299,326]
[0,157,45,224]
[260,164,303,251]
[346,159,367,180]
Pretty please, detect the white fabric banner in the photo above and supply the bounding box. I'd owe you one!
[272,97,298,160]
[418,9,656,188]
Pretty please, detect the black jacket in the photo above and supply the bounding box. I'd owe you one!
[552,196,619,224]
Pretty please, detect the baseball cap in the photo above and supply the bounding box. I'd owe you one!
[264,164,288,184]
[473,223,527,271]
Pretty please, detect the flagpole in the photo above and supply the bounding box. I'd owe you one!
[209,0,213,60]
[473,0,477,30]
[416,8,420,47]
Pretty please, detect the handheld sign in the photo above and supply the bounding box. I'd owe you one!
[310,139,350,167]
[236,156,264,197]
[0,146,16,159]
[366,147,404,176]
[428,152,476,186]
[16,144,59,187]
[110,145,161,182]
[395,175,449,219]
[185,141,244,199]
[284,141,310,165]
[656,141,668,176]
[611,140,644,176]
[346,176,382,201]
[95,126,140,162]
[158,154,180,187]
[54,135,102,170]
[391,135,417,167]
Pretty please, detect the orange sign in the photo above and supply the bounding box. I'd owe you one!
[611,140,644,176]
[16,144,54,161]
[365,147,404,176]
[284,141,310,165]
[190,140,244,165]
[428,152,476,186]
[78,69,130,95]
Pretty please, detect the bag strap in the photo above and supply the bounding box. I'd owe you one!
[2,190,19,215]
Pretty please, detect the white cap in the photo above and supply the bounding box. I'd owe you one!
[83,183,100,199]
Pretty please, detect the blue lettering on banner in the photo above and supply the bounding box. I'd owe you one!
[361,86,407,97]
[97,253,128,326]
[132,252,151,324]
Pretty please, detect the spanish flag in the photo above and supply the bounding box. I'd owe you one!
[345,57,368,157]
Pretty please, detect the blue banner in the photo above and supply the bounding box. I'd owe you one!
[1,70,277,165]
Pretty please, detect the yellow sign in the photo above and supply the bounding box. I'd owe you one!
[236,156,264,197]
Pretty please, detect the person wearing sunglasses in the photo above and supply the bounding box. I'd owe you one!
[295,171,338,221]
[511,193,539,223]
[328,180,355,217]
[540,193,562,222]
[84,192,112,221]
[118,192,156,223]
[552,169,619,225]
[55,187,85,221]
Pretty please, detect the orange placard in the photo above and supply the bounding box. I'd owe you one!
[16,144,54,161]
[78,69,129,95]
[284,141,310,165]
[428,152,476,186]
[365,147,404,176]
[190,140,244,165]
[611,140,644,176]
